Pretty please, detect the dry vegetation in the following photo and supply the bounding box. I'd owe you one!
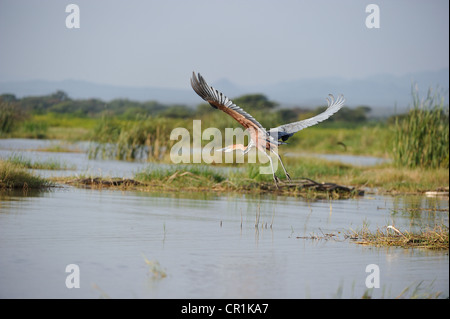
[347,224,449,250]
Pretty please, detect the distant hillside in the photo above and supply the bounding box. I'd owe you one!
[1,68,448,116]
[217,68,449,114]
[0,79,194,105]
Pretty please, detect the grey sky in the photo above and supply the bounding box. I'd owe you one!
[0,0,448,89]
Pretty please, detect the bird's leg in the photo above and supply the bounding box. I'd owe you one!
[271,149,291,181]
[266,152,279,188]
[274,175,281,185]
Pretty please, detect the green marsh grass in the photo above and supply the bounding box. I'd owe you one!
[135,165,226,189]
[0,103,15,135]
[18,120,48,139]
[287,124,391,157]
[61,154,447,195]
[6,154,76,170]
[88,115,181,161]
[1,102,27,136]
[0,159,51,189]
[127,159,363,198]
[4,113,98,140]
[392,86,449,169]
[35,144,84,153]
[349,164,449,193]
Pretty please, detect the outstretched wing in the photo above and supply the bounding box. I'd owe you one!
[191,72,266,132]
[269,94,345,141]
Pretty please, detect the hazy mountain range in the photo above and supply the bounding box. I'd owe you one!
[1,68,448,116]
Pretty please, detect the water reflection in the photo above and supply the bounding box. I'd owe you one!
[0,188,54,206]
[0,186,448,298]
[389,195,449,228]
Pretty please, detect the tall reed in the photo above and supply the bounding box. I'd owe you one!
[88,114,179,161]
[0,102,26,136]
[392,85,449,169]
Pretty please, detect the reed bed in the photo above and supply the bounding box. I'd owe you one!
[88,115,180,161]
[392,86,449,169]
[0,102,24,136]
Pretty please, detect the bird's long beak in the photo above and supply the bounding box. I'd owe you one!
[217,146,233,153]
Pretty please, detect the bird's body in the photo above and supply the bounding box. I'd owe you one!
[190,72,345,187]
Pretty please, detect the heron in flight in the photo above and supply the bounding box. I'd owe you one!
[190,72,345,187]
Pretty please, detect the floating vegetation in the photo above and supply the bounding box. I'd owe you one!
[143,256,167,279]
[347,224,449,250]
[294,224,449,251]
[296,229,340,241]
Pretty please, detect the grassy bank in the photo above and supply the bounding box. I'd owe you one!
[54,155,448,197]
[348,164,449,193]
[0,159,51,189]
[6,154,76,170]
[3,148,446,195]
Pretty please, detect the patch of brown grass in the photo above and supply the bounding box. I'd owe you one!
[347,224,449,250]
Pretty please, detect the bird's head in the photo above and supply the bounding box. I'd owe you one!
[217,146,234,153]
[217,144,247,153]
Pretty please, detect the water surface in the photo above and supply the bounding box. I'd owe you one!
[0,187,448,298]
[0,139,448,298]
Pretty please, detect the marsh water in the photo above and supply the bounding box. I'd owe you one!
[0,139,448,298]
